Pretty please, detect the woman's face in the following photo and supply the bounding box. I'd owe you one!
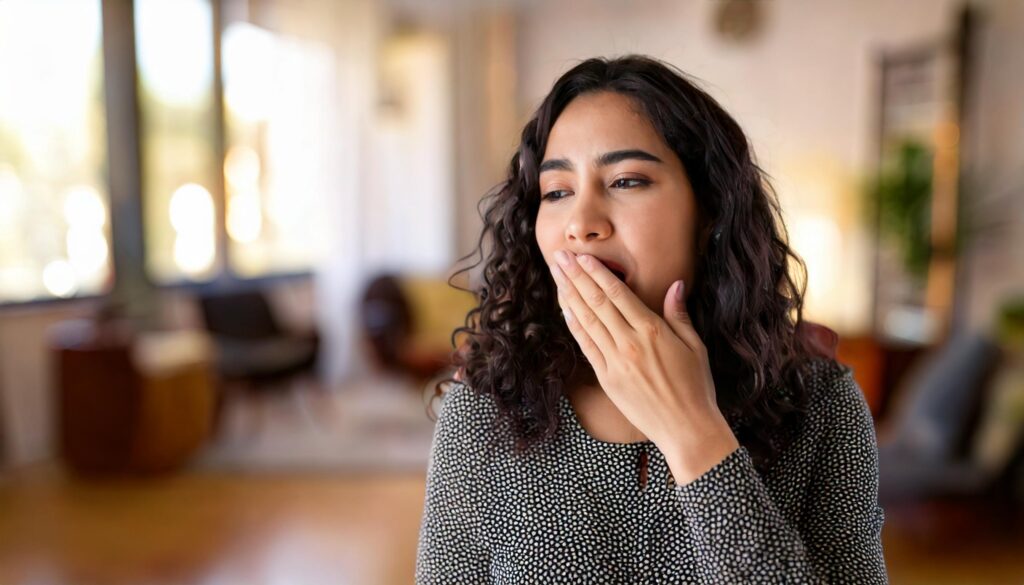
[535,91,699,316]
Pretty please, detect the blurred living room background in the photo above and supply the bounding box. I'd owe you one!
[1,0,1023,583]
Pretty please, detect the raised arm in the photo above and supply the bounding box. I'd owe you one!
[672,369,888,584]
[415,383,491,583]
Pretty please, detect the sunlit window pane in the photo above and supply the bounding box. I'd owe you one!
[0,0,112,303]
[135,0,220,283]
[221,5,331,277]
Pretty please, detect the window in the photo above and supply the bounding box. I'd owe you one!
[135,0,220,283]
[220,3,330,277]
[1,0,331,303]
[0,0,112,303]
[136,0,328,283]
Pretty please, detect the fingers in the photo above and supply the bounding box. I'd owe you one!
[558,289,606,372]
[661,280,704,353]
[552,261,615,359]
[575,254,655,331]
[552,251,641,347]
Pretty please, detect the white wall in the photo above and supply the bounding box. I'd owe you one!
[365,32,456,276]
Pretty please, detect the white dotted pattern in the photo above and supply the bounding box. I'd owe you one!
[416,360,888,583]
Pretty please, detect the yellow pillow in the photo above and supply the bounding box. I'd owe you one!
[399,276,478,354]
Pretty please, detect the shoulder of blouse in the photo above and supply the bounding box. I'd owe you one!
[439,381,501,420]
[433,382,507,451]
[804,358,865,417]
[800,358,877,456]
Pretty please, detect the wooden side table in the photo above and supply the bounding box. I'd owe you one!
[50,320,217,475]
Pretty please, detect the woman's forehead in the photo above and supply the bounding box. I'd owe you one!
[543,92,668,163]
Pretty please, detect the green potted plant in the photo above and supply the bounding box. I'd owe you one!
[868,139,934,281]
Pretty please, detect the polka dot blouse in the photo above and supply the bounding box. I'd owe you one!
[415,360,888,583]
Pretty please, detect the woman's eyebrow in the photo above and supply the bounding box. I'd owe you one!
[539,149,664,174]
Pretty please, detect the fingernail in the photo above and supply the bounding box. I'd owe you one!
[675,280,685,304]
[555,250,571,267]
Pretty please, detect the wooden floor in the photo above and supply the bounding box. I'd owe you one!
[1,463,1022,585]
[0,464,427,585]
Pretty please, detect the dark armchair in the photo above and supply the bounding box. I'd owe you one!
[197,288,320,390]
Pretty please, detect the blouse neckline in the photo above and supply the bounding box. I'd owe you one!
[558,391,654,450]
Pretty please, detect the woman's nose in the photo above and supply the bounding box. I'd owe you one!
[565,188,612,242]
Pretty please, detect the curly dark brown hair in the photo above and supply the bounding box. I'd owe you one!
[430,55,841,473]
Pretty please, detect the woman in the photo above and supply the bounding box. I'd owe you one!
[416,55,887,584]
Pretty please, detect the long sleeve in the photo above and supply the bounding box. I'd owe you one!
[415,383,491,583]
[672,370,888,584]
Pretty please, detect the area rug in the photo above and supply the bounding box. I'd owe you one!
[192,373,444,474]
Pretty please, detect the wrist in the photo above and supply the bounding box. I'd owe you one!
[664,415,740,486]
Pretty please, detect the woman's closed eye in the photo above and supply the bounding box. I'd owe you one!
[541,177,651,202]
